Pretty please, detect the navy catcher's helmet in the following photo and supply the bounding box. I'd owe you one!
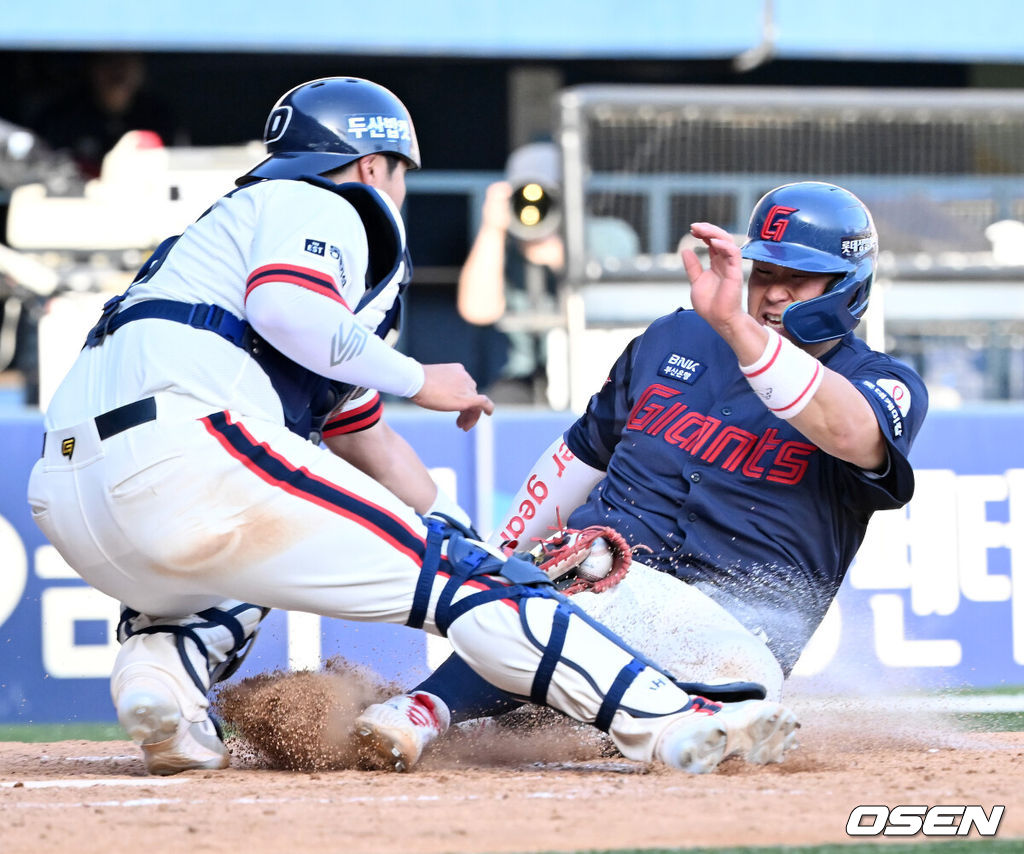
[741,182,877,344]
[237,77,421,185]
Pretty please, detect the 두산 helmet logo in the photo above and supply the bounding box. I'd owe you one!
[347,115,412,141]
[760,205,797,241]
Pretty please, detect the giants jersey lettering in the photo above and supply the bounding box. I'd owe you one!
[563,309,928,658]
[624,382,816,485]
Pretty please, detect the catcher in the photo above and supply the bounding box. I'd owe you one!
[353,181,928,771]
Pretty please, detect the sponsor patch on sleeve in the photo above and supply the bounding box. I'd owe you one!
[876,378,911,416]
[658,353,706,384]
[305,239,326,256]
[329,245,347,287]
[861,379,909,439]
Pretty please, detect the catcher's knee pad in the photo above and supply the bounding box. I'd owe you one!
[405,514,557,634]
[407,516,695,732]
[117,601,269,696]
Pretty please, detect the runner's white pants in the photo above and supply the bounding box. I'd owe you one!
[573,564,784,701]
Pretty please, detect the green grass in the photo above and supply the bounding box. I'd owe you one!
[534,845,1021,854]
[938,684,1024,696]
[0,722,127,742]
[954,710,1024,731]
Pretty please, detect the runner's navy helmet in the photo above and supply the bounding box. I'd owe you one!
[741,182,877,344]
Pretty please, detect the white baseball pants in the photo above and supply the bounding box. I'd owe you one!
[28,399,702,761]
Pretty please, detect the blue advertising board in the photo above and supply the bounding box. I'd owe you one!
[1,405,1022,723]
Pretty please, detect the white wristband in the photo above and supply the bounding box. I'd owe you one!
[739,327,823,419]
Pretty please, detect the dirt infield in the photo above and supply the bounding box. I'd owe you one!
[3,684,1023,854]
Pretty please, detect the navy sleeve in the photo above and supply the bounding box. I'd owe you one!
[564,334,641,470]
[840,354,929,509]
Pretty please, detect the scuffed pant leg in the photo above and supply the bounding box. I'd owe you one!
[574,562,785,702]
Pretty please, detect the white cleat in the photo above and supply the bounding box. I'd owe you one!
[656,698,799,774]
[353,691,451,772]
[723,699,801,765]
[116,678,228,776]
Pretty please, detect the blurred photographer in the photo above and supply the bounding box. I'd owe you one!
[458,142,638,405]
[30,52,185,180]
[457,143,563,403]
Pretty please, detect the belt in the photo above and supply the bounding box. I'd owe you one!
[94,397,158,440]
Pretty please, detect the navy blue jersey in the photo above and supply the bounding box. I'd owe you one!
[565,309,928,671]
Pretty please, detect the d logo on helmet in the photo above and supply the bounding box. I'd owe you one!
[760,205,797,242]
[264,106,293,144]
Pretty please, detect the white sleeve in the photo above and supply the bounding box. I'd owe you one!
[426,485,474,531]
[487,434,605,547]
[246,281,424,398]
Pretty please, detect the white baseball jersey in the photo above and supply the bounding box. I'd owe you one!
[43,179,421,434]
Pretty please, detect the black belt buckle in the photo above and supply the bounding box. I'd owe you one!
[94,397,158,440]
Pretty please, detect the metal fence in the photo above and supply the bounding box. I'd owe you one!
[555,85,1024,409]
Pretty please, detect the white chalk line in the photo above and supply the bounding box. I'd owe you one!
[2,777,189,789]
[38,754,138,760]
[2,773,820,812]
[2,789,626,811]
[4,784,822,811]
[11,797,188,809]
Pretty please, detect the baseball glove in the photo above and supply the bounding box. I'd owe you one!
[527,525,632,595]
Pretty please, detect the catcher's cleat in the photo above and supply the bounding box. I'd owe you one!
[655,697,799,774]
[116,678,229,776]
[353,691,450,772]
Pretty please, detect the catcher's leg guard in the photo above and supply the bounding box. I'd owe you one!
[408,517,771,766]
[113,601,268,775]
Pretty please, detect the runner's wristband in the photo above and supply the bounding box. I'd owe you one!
[739,327,823,419]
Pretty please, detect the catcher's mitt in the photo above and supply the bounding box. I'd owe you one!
[526,525,632,595]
